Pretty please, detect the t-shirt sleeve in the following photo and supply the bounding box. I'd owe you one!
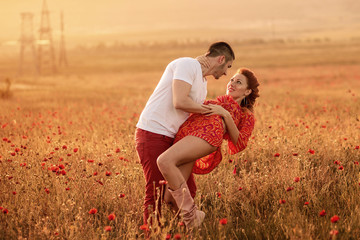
[173,59,196,85]
[227,112,255,155]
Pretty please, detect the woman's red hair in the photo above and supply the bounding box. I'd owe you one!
[238,68,260,112]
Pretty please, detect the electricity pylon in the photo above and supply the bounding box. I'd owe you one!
[18,12,38,75]
[38,0,56,74]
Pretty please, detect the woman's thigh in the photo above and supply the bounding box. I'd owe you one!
[161,135,217,167]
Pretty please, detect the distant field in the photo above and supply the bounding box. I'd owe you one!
[1,39,360,76]
[1,40,360,239]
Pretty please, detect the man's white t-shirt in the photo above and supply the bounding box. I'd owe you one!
[136,57,207,138]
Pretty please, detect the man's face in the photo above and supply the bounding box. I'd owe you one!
[213,59,233,80]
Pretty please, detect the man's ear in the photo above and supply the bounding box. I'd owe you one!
[218,55,225,64]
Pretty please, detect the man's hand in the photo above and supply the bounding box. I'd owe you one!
[203,104,231,118]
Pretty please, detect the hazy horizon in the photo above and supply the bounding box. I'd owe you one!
[1,0,360,48]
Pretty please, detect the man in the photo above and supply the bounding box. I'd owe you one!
[135,42,235,226]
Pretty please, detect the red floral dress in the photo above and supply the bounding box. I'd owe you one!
[174,95,255,174]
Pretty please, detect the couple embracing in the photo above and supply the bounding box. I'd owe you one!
[135,42,260,230]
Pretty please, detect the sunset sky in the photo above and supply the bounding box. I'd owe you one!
[0,0,359,47]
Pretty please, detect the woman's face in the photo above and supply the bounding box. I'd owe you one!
[226,73,251,101]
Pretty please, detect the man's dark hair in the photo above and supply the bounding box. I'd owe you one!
[207,42,235,62]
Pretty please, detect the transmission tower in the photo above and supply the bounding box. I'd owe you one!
[38,0,56,74]
[18,12,38,75]
[58,11,68,68]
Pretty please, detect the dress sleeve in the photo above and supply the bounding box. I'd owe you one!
[227,111,255,155]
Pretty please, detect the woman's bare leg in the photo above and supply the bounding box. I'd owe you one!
[157,136,217,190]
[164,161,195,210]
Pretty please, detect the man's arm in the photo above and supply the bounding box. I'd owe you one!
[172,80,210,114]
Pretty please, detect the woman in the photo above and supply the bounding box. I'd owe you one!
[157,68,260,228]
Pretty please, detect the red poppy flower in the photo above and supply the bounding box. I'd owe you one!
[105,171,111,176]
[334,160,340,165]
[355,146,359,150]
[73,148,78,153]
[286,187,294,192]
[219,218,228,225]
[51,166,58,172]
[304,202,309,205]
[178,221,185,227]
[292,153,298,156]
[104,226,111,231]
[308,149,315,154]
[88,159,94,163]
[62,145,67,150]
[139,224,149,231]
[93,172,98,176]
[233,166,237,175]
[159,180,168,185]
[294,177,300,182]
[174,233,181,239]
[165,234,171,240]
[338,166,344,170]
[217,192,221,198]
[3,208,9,214]
[119,193,125,198]
[319,210,326,216]
[45,188,50,194]
[65,187,70,191]
[88,208,97,214]
[279,199,286,204]
[108,213,116,221]
[330,215,340,223]
[330,230,339,235]
[238,187,243,191]
[274,153,280,157]
[354,161,359,165]
[58,164,65,169]
[115,148,121,153]
[12,191,16,195]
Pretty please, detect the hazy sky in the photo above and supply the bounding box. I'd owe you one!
[0,0,359,45]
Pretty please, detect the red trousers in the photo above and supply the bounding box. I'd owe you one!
[135,128,197,225]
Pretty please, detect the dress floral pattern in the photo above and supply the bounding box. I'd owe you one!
[174,95,255,174]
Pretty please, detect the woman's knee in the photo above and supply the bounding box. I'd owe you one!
[157,153,170,173]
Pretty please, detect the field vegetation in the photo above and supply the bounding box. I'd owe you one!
[1,39,360,239]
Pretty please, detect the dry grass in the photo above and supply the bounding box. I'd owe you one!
[0,40,360,239]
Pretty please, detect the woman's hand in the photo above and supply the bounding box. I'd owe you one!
[202,104,231,118]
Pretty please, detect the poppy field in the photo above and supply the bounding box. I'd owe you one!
[1,40,360,239]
